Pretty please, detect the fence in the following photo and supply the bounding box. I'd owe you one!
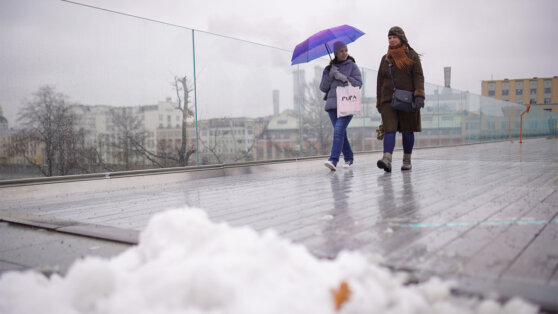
[0,1,556,180]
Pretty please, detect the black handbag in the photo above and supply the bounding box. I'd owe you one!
[388,63,416,112]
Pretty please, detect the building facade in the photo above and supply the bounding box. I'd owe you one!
[70,99,186,167]
[0,105,43,168]
[482,76,558,111]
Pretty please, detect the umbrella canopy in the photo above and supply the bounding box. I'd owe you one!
[291,24,365,66]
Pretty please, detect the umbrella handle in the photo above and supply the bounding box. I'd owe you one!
[324,43,333,61]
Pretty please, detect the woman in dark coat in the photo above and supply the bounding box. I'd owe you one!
[320,41,363,171]
[376,26,425,172]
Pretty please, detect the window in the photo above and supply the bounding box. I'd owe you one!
[530,89,537,95]
[544,98,551,104]
[515,89,523,95]
[530,98,537,105]
[488,90,495,96]
[159,114,163,121]
[544,88,551,94]
[502,82,510,99]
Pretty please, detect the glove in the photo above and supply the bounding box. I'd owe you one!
[414,96,425,109]
[333,71,348,83]
[328,65,339,79]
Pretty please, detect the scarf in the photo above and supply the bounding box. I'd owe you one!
[387,44,413,69]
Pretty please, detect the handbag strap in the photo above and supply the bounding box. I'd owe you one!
[387,62,397,91]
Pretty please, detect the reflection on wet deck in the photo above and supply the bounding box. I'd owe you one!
[1,138,557,310]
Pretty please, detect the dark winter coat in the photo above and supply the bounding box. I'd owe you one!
[376,48,425,132]
[320,58,363,111]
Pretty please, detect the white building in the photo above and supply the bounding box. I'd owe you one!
[71,99,185,166]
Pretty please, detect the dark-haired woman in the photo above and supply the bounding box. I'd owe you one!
[320,41,362,171]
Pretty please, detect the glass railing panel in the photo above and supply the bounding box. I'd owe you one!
[1,2,555,180]
[0,1,194,179]
[193,31,296,164]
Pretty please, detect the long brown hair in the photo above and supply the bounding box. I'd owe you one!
[328,55,356,67]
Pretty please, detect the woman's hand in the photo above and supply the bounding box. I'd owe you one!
[328,65,339,79]
[329,65,348,82]
[334,72,348,82]
[414,97,425,108]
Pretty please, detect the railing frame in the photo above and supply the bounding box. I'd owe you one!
[520,105,531,143]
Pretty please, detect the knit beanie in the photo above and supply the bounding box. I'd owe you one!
[333,41,347,55]
[388,26,408,44]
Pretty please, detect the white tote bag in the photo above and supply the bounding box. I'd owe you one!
[336,82,362,117]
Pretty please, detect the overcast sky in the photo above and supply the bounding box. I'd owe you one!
[1,0,557,125]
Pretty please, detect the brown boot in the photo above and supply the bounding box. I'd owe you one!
[401,153,412,171]
[377,152,392,172]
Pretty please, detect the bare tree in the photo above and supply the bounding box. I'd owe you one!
[124,76,196,168]
[174,76,196,166]
[301,78,333,155]
[90,135,115,172]
[198,127,225,164]
[199,118,270,164]
[15,86,87,176]
[5,131,44,174]
[109,108,149,170]
[129,75,197,167]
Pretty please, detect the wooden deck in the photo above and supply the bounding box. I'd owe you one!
[1,138,557,310]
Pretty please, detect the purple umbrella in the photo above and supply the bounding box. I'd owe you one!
[291,24,365,66]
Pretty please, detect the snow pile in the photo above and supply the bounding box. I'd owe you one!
[0,208,538,314]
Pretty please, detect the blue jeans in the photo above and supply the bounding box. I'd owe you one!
[327,110,353,165]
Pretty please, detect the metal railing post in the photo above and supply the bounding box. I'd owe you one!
[192,29,199,165]
[520,105,530,143]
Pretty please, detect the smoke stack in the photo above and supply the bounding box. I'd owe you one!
[273,90,280,117]
[292,69,305,112]
[444,67,451,88]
